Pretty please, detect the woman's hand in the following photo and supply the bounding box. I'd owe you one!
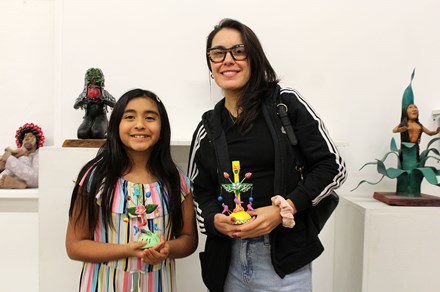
[232,205,282,239]
[214,213,241,238]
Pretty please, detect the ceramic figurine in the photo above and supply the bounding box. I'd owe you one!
[74,68,116,139]
[353,69,440,198]
[125,190,161,249]
[218,161,254,224]
[0,123,44,189]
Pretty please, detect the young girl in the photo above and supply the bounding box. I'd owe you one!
[66,88,198,292]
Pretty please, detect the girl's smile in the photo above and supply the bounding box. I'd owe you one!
[119,97,161,156]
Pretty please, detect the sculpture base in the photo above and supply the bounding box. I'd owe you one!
[373,192,440,206]
[230,210,252,225]
[62,139,105,148]
[138,232,161,249]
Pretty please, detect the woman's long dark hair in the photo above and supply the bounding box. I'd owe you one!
[206,18,279,132]
[69,89,183,237]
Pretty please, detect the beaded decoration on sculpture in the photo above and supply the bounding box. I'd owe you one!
[218,161,254,224]
[15,123,45,148]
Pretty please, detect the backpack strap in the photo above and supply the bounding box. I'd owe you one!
[275,90,298,146]
[202,101,234,209]
[275,87,339,232]
[212,130,232,186]
[275,88,305,180]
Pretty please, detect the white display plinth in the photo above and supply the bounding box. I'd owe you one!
[334,194,440,292]
[39,147,97,292]
[0,189,38,292]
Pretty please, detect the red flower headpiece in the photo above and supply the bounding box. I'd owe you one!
[15,123,45,149]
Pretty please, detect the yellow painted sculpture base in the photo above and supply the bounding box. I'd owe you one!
[230,210,252,225]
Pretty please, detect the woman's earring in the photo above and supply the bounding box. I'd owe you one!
[210,73,214,79]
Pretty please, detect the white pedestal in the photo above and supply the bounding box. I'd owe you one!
[0,189,38,292]
[39,147,97,292]
[334,194,440,292]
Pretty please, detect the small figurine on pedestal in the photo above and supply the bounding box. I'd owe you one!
[74,68,116,139]
[393,103,440,161]
[352,69,440,205]
[0,123,45,189]
[218,161,254,225]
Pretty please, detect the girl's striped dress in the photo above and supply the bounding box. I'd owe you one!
[78,173,191,292]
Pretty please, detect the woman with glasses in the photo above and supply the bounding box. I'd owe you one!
[188,18,346,292]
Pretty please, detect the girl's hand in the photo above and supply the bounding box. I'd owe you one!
[141,236,168,265]
[126,241,149,259]
[232,205,282,239]
[213,213,241,238]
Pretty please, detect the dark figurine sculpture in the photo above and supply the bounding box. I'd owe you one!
[74,68,116,139]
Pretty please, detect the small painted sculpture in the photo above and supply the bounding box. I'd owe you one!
[74,68,116,139]
[124,189,161,249]
[393,103,440,161]
[218,161,254,224]
[0,123,45,189]
[352,69,440,197]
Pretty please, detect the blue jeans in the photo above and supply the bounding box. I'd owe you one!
[223,235,312,292]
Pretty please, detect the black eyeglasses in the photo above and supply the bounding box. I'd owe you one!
[207,44,247,63]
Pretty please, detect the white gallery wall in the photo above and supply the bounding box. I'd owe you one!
[2,0,440,194]
[1,1,440,291]
[1,0,55,147]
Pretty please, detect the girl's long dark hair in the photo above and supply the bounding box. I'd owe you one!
[206,18,279,132]
[68,89,183,237]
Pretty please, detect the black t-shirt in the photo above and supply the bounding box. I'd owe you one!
[221,108,275,208]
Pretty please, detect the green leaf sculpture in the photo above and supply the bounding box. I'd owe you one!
[353,69,440,197]
[401,68,415,113]
[352,137,440,196]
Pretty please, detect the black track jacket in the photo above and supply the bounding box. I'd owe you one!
[187,84,347,291]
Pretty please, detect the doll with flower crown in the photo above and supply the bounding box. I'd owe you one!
[0,123,45,189]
